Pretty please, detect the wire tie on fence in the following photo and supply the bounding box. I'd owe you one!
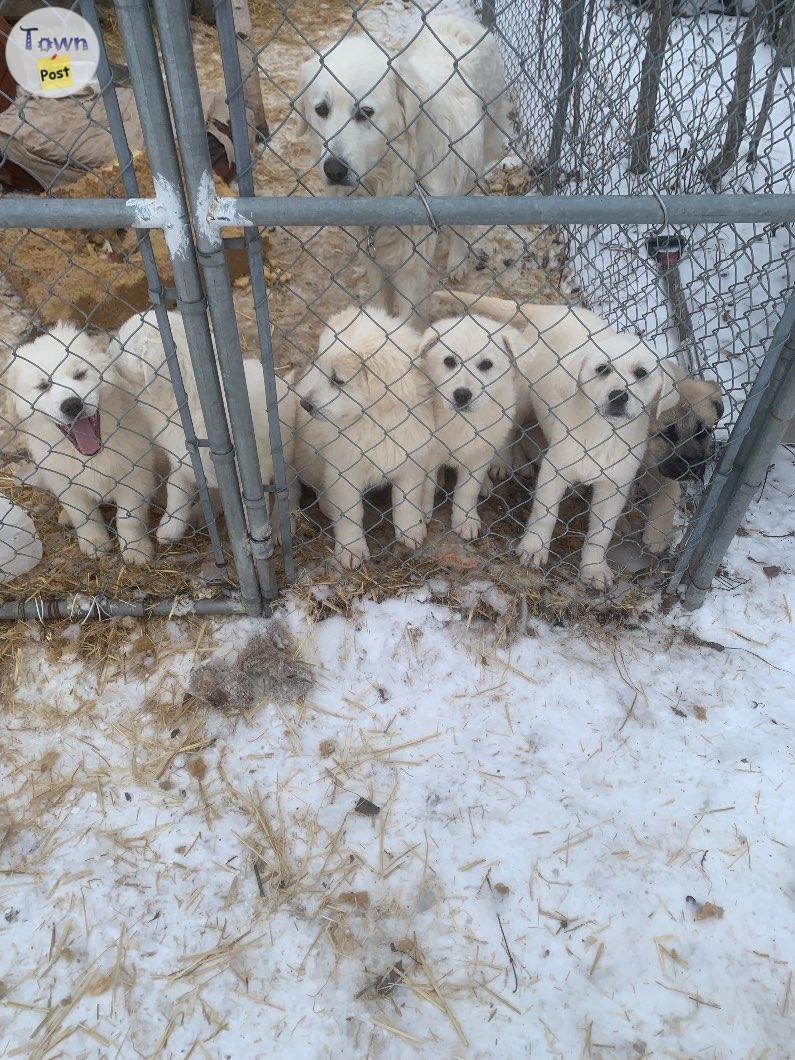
[413,180,439,233]
[649,183,670,235]
[366,225,377,258]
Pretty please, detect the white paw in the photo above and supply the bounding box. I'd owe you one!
[490,459,512,482]
[453,516,481,541]
[77,531,113,559]
[517,533,549,569]
[335,538,370,570]
[120,538,155,566]
[156,516,189,545]
[447,259,470,283]
[580,561,614,591]
[395,521,427,550]
[57,508,72,528]
[642,530,673,556]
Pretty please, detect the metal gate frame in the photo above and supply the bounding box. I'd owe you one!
[1,0,793,618]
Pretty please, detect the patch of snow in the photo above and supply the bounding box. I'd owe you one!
[2,451,793,1058]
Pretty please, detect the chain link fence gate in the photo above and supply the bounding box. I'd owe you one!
[0,0,793,621]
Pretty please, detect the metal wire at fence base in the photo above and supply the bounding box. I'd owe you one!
[0,0,792,620]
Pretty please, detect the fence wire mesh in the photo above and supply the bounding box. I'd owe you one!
[0,0,792,617]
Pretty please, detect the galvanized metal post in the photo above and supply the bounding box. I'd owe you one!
[215,0,295,583]
[544,0,585,194]
[670,294,795,609]
[149,0,278,601]
[114,0,264,615]
[79,0,227,575]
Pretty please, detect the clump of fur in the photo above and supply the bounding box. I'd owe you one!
[188,616,313,714]
[189,659,260,714]
[236,616,314,705]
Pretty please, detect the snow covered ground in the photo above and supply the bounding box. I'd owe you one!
[2,447,793,1058]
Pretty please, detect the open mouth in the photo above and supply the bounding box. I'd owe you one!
[57,411,102,456]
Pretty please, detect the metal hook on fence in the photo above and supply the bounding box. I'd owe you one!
[413,180,440,234]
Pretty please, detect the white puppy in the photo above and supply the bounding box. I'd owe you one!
[418,313,522,539]
[6,324,155,564]
[110,310,299,544]
[296,15,508,319]
[428,291,672,588]
[293,305,436,568]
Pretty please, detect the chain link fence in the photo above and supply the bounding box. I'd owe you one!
[0,0,793,619]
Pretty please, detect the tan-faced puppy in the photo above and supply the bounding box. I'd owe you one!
[639,370,725,554]
[293,306,436,569]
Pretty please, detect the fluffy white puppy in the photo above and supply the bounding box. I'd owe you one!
[293,305,436,568]
[6,324,155,564]
[428,291,673,588]
[296,15,508,319]
[110,310,299,544]
[418,313,522,539]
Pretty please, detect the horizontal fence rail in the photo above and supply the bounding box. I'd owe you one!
[3,194,793,232]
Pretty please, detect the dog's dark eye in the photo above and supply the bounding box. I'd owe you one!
[72,369,87,381]
[355,105,374,122]
[662,424,678,443]
[331,372,344,386]
[478,359,493,372]
[36,380,51,393]
[443,355,457,369]
[696,426,712,440]
[634,367,648,379]
[315,101,330,119]
[595,364,611,376]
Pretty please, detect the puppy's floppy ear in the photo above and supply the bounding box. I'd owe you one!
[418,330,438,358]
[105,335,145,388]
[499,324,526,367]
[652,358,680,419]
[390,60,421,135]
[295,57,317,136]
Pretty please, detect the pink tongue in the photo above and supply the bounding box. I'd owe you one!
[66,413,102,456]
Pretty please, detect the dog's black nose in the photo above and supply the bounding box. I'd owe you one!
[608,389,628,404]
[300,397,315,414]
[453,387,472,408]
[60,396,84,420]
[323,155,349,185]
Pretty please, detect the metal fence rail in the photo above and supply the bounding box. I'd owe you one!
[0,0,792,618]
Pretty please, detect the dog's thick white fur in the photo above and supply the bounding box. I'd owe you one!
[110,310,299,544]
[6,324,155,564]
[418,313,523,539]
[296,15,509,320]
[293,305,436,568]
[429,291,675,588]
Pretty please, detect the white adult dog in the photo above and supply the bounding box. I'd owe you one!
[430,292,674,588]
[110,310,299,544]
[6,324,155,564]
[296,15,509,319]
[418,313,523,539]
[293,305,436,569]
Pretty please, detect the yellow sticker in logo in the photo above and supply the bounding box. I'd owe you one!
[37,54,72,91]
